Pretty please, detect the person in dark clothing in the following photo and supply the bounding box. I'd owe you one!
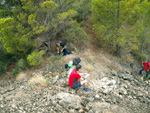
[139,60,150,79]
[56,39,68,56]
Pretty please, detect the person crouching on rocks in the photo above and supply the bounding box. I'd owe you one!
[68,64,91,91]
[56,39,68,56]
[139,60,150,79]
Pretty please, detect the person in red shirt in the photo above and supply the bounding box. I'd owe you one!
[68,65,91,91]
[139,60,150,79]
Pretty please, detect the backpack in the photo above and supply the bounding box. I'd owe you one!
[65,64,69,69]
[73,57,81,66]
[66,49,71,55]
[63,49,71,56]
[147,61,150,67]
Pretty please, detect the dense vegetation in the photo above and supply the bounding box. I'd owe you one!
[0,0,150,76]
[92,0,150,62]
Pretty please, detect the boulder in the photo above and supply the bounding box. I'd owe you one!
[122,74,134,81]
[56,92,82,109]
[111,70,118,76]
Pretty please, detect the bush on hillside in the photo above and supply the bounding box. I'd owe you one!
[12,58,29,77]
[73,0,91,22]
[27,50,45,66]
[133,50,148,63]
[0,42,18,76]
[0,62,7,76]
[0,9,12,17]
[17,58,28,69]
[45,55,65,74]
[63,21,89,49]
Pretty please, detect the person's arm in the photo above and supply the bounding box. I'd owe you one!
[79,77,84,81]
[61,46,65,53]
[77,73,83,81]
[57,47,60,53]
[79,73,87,76]
[79,73,90,78]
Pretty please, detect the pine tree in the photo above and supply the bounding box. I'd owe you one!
[135,0,150,61]
[92,0,140,57]
[0,17,33,56]
[0,0,77,56]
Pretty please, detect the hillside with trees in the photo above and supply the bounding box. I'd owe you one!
[0,0,150,112]
[0,0,150,76]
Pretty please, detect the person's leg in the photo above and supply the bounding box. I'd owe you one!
[145,70,149,78]
[81,80,91,91]
[81,80,87,88]
[65,44,67,49]
[57,47,60,54]
[139,67,144,75]
[63,49,67,56]
[63,44,68,56]
[73,81,82,89]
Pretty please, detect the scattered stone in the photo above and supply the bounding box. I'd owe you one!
[95,94,100,99]
[11,104,17,109]
[69,109,76,113]
[111,70,118,76]
[122,74,134,81]
[119,88,127,95]
[0,104,4,108]
[59,100,65,106]
[86,97,94,102]
[52,76,59,84]
[0,97,3,101]
[56,92,82,109]
[0,65,150,113]
[79,109,84,113]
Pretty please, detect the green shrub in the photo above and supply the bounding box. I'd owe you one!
[0,9,12,17]
[12,58,28,77]
[45,54,65,74]
[12,67,22,77]
[63,21,89,49]
[27,50,45,66]
[17,58,28,69]
[0,42,18,76]
[0,62,7,76]
[135,51,148,63]
[73,0,91,22]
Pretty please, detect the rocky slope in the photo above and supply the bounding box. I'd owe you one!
[0,50,150,113]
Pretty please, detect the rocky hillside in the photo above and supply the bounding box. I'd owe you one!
[0,49,150,113]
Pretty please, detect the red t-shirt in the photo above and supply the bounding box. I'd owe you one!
[68,69,81,88]
[142,61,149,70]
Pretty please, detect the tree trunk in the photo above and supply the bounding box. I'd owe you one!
[116,44,121,57]
[116,0,121,57]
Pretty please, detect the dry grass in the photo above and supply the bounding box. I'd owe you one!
[5,91,29,100]
[86,54,95,63]
[84,63,94,73]
[51,72,60,76]
[16,72,27,81]
[28,74,47,87]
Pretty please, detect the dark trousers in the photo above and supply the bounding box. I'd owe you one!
[63,48,71,56]
[139,67,149,78]
[63,49,68,56]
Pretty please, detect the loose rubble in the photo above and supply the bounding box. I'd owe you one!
[0,66,150,113]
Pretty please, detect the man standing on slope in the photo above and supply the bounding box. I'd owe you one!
[139,60,150,79]
[68,65,91,91]
[56,39,68,56]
